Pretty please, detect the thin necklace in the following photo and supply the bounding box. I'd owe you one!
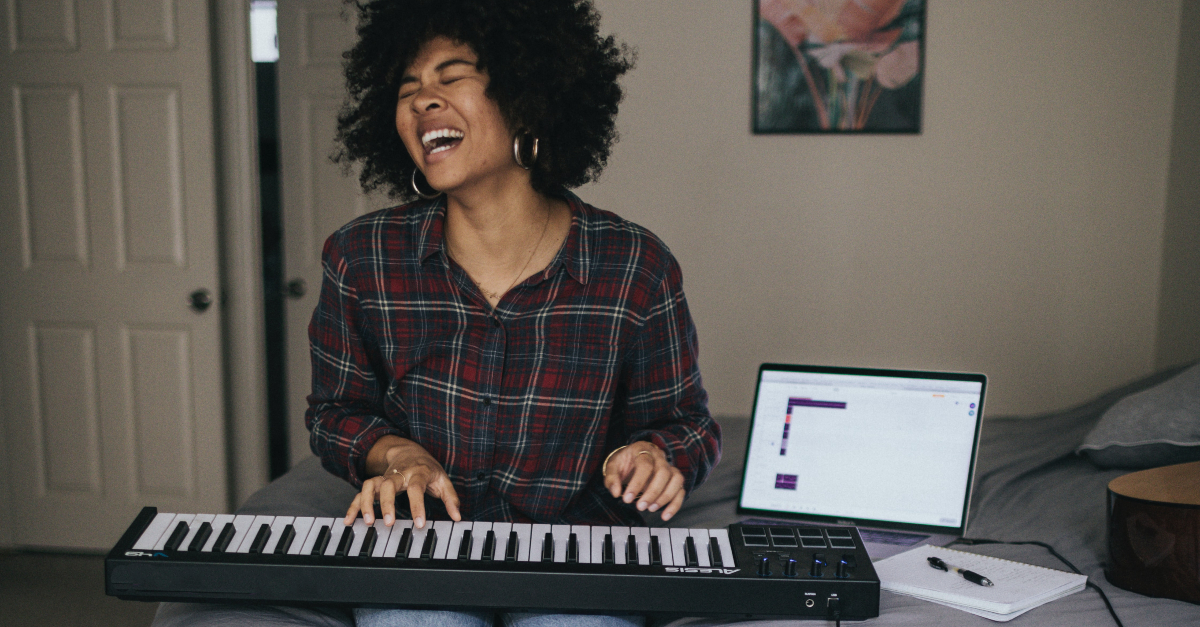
[447,206,552,304]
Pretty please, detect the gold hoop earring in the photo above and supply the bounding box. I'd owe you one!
[512,131,539,170]
[410,168,441,199]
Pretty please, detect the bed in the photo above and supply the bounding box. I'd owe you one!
[153,365,1200,626]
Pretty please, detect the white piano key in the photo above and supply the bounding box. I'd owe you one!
[431,520,454,559]
[381,520,412,557]
[299,517,334,555]
[550,525,571,564]
[530,524,552,562]
[447,521,473,559]
[650,528,673,566]
[262,516,295,554]
[235,515,276,553]
[407,524,429,558]
[630,527,651,566]
[571,526,591,564]
[153,514,195,550]
[179,514,215,551]
[201,515,236,552]
[347,519,371,556]
[469,522,492,560]
[590,525,610,564]
[322,519,352,556]
[690,528,712,568]
[709,528,735,567]
[610,526,630,565]
[132,512,176,550]
[512,523,532,562]
[669,528,692,567]
[368,520,394,557]
[286,517,316,555]
[492,522,514,560]
[224,515,256,554]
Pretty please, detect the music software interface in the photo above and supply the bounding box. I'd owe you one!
[740,371,983,529]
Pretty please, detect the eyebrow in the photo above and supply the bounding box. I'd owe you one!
[399,58,477,85]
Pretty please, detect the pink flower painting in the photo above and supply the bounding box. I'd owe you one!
[755,0,924,133]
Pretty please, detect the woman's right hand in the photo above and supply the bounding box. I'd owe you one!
[344,435,461,529]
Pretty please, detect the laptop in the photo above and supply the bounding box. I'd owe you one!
[736,363,987,560]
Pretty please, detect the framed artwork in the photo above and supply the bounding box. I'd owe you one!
[753,0,926,134]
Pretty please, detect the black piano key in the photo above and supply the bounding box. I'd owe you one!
[481,530,495,560]
[188,522,212,551]
[505,531,518,562]
[248,523,271,554]
[420,529,438,559]
[274,525,296,555]
[603,533,615,564]
[649,535,662,566]
[396,528,413,558]
[708,537,722,567]
[359,527,378,557]
[335,527,355,556]
[163,521,189,552]
[541,532,554,562]
[684,536,699,567]
[566,533,578,563]
[625,535,638,563]
[457,530,472,560]
[211,523,236,553]
[311,525,331,555]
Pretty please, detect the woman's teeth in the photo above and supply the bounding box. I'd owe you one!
[422,128,464,154]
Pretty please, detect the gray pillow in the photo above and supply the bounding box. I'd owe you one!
[1077,362,1200,469]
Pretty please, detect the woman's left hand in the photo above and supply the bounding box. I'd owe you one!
[603,441,686,521]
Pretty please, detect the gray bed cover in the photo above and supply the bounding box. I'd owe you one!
[154,368,1200,626]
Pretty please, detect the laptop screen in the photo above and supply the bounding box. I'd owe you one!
[738,364,987,535]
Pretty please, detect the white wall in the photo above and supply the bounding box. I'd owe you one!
[582,0,1184,417]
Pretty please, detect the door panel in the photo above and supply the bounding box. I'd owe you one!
[0,0,227,550]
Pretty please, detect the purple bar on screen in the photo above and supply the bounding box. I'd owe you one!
[788,398,847,410]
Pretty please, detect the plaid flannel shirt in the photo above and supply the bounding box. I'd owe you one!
[305,192,720,525]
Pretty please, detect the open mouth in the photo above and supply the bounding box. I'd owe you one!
[421,128,464,155]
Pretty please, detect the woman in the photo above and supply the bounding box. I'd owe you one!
[309,1,720,625]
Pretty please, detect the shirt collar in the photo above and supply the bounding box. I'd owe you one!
[414,192,591,286]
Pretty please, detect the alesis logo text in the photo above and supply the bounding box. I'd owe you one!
[665,567,740,575]
[125,551,168,558]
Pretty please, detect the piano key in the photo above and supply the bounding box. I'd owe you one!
[359,526,378,557]
[551,525,572,564]
[262,516,295,555]
[590,526,610,564]
[649,535,663,566]
[368,520,393,557]
[447,522,474,560]
[570,526,591,564]
[381,520,413,558]
[334,525,355,556]
[299,518,334,555]
[608,526,629,565]
[419,528,438,559]
[188,522,213,552]
[511,523,531,562]
[457,530,473,560]
[162,520,190,552]
[505,531,518,561]
[529,524,551,563]
[669,529,692,567]
[179,514,215,552]
[310,526,332,555]
[567,533,578,563]
[132,512,177,550]
[406,524,429,559]
[689,529,712,568]
[490,522,512,560]
[541,532,554,562]
[431,521,454,559]
[247,523,272,554]
[649,528,672,566]
[155,514,196,550]
[274,525,296,555]
[684,536,699,567]
[630,527,651,566]
[236,516,275,553]
[284,517,316,555]
[470,522,493,560]
[709,529,735,568]
[346,519,371,556]
[323,520,353,557]
[211,522,237,553]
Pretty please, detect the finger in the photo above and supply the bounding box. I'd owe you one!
[379,476,399,525]
[344,493,365,527]
[636,461,672,512]
[431,475,462,522]
[660,488,687,521]
[407,482,427,528]
[649,470,685,513]
[359,480,378,525]
[605,461,624,498]
[622,454,655,504]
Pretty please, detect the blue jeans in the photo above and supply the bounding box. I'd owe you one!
[354,608,645,627]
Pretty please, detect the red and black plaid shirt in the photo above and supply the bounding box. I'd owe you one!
[305,193,720,525]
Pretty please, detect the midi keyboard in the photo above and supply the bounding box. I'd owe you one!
[106,507,879,619]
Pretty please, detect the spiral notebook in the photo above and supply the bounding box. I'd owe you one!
[873,545,1087,621]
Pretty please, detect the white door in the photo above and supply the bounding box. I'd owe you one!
[0,0,228,549]
[277,0,388,466]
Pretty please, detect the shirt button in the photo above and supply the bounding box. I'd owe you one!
[476,471,487,480]
[491,318,501,327]
[483,396,492,406]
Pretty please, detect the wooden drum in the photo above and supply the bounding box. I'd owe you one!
[1106,460,1200,604]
